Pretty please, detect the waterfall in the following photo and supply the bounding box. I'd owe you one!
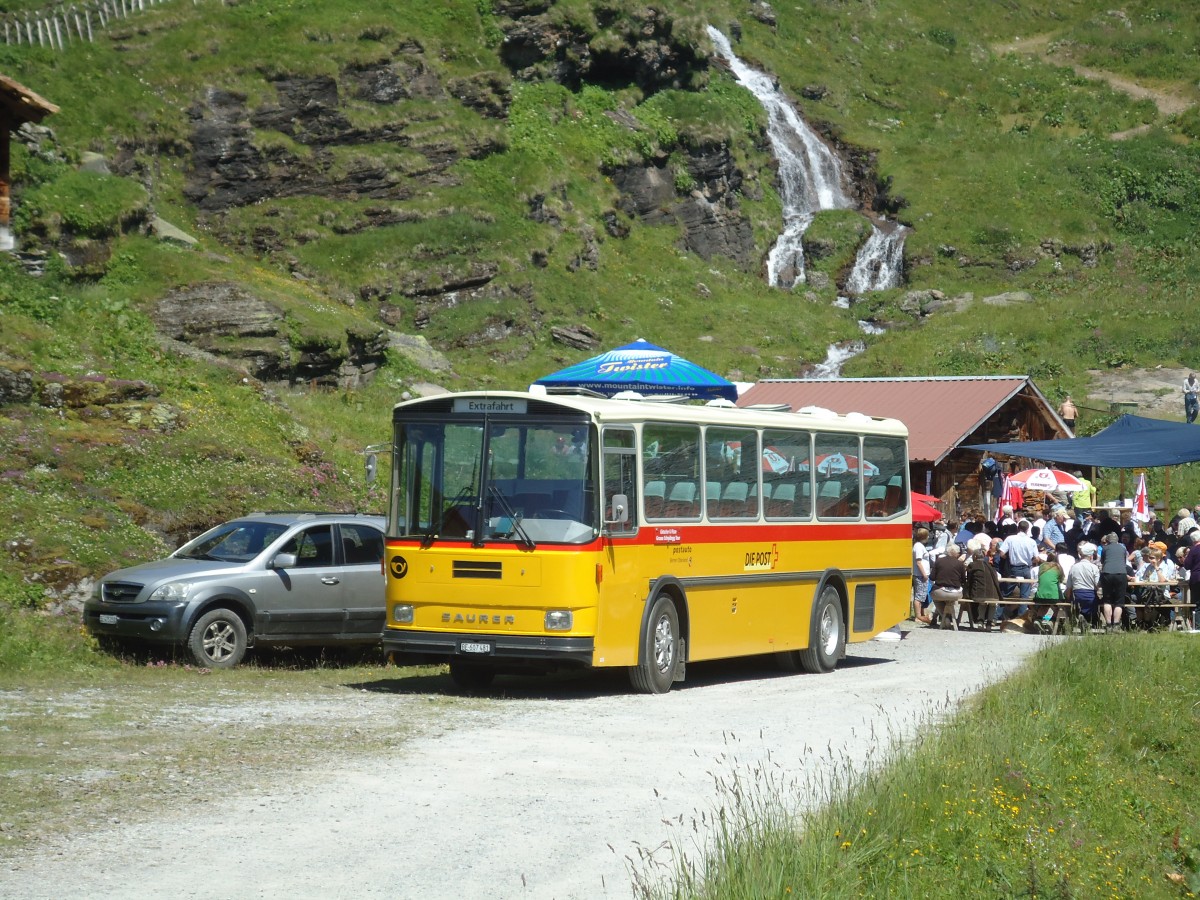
[845,220,908,294]
[707,26,853,288]
[707,26,907,293]
[810,341,866,379]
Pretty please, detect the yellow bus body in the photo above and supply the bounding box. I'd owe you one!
[381,391,913,690]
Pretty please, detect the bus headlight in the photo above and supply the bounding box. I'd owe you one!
[544,609,573,631]
[393,604,414,624]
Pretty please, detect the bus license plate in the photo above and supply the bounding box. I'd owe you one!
[459,641,493,655]
[99,614,119,625]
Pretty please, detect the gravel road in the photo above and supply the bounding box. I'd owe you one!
[2,627,1048,899]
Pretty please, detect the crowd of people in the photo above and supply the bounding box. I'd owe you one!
[912,499,1200,633]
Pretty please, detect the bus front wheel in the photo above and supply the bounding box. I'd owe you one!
[630,596,680,694]
[797,586,845,674]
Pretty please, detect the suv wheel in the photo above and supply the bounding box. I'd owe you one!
[188,608,248,669]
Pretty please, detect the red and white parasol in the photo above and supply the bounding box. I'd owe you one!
[1008,467,1084,492]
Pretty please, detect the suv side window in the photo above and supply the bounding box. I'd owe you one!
[339,523,384,566]
[284,525,335,568]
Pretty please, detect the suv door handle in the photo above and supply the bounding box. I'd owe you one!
[321,577,340,585]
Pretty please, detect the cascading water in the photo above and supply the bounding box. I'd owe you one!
[706,26,908,294]
[845,220,908,294]
[706,26,852,288]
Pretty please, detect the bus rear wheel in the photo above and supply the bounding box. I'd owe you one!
[796,586,845,674]
[629,596,680,694]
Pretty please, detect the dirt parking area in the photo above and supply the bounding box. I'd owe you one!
[0,627,1049,899]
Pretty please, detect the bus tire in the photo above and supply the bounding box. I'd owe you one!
[629,595,680,694]
[449,661,496,692]
[797,586,845,675]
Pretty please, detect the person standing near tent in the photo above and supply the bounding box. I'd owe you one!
[912,527,932,624]
[1184,373,1199,424]
[1098,532,1130,632]
[1070,470,1095,514]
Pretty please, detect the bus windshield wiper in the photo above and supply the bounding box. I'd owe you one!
[488,486,536,549]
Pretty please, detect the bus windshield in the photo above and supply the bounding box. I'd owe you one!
[393,417,598,545]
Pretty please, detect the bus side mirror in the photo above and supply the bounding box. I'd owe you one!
[606,494,629,526]
[365,453,378,484]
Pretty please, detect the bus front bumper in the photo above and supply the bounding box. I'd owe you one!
[382,629,594,666]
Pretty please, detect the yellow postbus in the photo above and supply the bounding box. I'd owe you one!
[380,389,912,693]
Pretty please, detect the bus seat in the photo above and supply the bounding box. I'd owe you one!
[748,481,771,517]
[767,483,796,517]
[719,481,749,517]
[665,482,697,517]
[705,481,722,518]
[817,481,844,516]
[884,475,904,509]
[644,480,666,518]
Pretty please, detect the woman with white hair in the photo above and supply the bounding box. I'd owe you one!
[1067,541,1101,627]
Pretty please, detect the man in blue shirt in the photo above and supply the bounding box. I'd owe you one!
[1041,506,1067,553]
[999,520,1040,622]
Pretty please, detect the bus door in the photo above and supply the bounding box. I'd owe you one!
[596,426,641,666]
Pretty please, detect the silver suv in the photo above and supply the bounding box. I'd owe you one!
[84,512,386,668]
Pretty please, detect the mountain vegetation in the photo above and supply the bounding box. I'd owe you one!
[2,0,1200,616]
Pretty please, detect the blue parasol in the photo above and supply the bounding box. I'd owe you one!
[534,339,739,402]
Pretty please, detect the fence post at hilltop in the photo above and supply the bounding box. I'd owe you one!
[53,16,64,49]
[84,7,93,40]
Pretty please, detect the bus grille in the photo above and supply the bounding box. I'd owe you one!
[452,560,502,580]
[102,581,144,603]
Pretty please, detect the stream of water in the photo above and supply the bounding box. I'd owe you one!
[707,26,907,294]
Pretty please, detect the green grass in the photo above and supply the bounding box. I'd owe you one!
[643,634,1200,898]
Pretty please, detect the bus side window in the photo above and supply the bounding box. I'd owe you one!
[604,426,637,532]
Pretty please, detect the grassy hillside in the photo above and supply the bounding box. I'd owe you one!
[3,0,1200,611]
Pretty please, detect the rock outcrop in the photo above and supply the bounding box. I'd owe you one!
[497,5,704,94]
[153,283,388,388]
[609,143,756,267]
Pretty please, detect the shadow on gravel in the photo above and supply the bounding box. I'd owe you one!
[95,639,391,671]
[350,652,894,700]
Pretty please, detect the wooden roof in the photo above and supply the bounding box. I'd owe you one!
[0,74,59,125]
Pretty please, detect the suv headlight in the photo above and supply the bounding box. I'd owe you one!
[148,581,194,603]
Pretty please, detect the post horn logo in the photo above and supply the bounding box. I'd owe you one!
[389,556,408,579]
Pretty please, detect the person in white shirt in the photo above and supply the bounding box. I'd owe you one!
[912,527,931,623]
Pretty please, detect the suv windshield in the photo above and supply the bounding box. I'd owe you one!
[393,415,597,544]
[176,521,290,562]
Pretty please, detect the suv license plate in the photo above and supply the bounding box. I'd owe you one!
[459,641,493,655]
[99,614,119,625]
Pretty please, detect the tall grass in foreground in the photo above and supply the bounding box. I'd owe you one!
[641,636,1200,899]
